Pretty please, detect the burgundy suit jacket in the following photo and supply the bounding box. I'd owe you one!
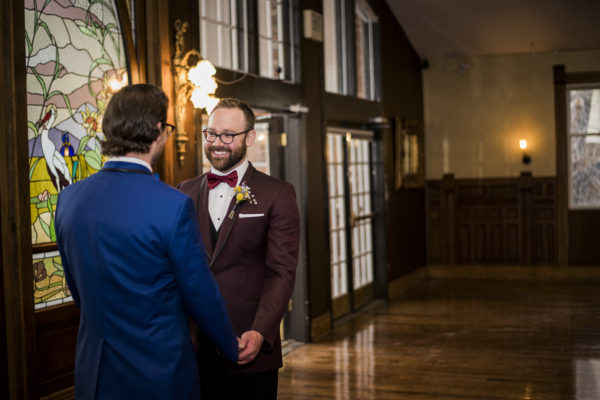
[177,163,300,373]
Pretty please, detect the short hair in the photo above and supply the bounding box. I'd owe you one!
[210,98,255,130]
[101,84,168,156]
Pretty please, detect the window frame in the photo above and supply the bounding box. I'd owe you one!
[256,0,299,82]
[199,0,249,72]
[198,0,299,82]
[323,0,380,100]
[567,83,600,209]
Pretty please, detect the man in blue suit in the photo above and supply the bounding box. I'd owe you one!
[55,83,238,399]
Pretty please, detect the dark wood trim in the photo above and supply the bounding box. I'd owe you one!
[310,312,332,341]
[32,243,58,254]
[1,209,7,400]
[554,65,569,266]
[134,0,148,82]
[332,294,350,319]
[353,283,374,310]
[144,0,176,185]
[563,71,600,85]
[115,0,140,84]
[1,0,37,397]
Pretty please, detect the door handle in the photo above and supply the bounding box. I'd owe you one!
[349,212,375,229]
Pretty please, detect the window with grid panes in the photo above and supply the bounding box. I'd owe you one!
[568,86,600,208]
[199,0,249,71]
[257,0,298,81]
[323,0,379,99]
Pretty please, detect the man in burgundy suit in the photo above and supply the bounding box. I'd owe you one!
[177,98,300,400]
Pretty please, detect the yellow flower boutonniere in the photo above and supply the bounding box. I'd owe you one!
[233,184,257,205]
[228,183,257,219]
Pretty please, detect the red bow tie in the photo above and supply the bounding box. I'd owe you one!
[207,171,238,189]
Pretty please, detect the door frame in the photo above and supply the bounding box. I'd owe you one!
[326,126,385,320]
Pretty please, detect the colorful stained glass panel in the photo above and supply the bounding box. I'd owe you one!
[33,251,72,309]
[26,0,129,245]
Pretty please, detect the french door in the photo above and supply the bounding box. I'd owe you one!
[327,129,375,319]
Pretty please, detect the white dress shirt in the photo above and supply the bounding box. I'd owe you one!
[108,156,152,172]
[208,158,249,230]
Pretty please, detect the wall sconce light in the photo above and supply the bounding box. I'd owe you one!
[172,19,219,165]
[520,139,531,164]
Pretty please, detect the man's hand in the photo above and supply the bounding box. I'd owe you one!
[237,330,264,365]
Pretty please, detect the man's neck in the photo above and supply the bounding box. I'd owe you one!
[124,152,152,164]
[110,154,153,172]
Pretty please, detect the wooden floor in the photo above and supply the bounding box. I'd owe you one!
[278,277,600,399]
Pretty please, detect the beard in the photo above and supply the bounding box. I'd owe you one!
[204,140,247,172]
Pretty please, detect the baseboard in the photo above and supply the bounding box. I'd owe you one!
[426,264,600,281]
[388,267,429,299]
[40,387,74,400]
[310,312,331,341]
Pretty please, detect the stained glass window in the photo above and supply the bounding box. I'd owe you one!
[33,251,72,310]
[25,0,129,307]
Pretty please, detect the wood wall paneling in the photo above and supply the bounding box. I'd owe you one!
[35,305,79,396]
[568,211,600,266]
[1,0,37,398]
[427,174,557,266]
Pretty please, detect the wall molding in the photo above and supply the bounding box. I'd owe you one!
[388,268,428,299]
[310,312,332,341]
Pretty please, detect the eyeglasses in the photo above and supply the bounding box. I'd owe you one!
[163,122,176,137]
[202,128,251,144]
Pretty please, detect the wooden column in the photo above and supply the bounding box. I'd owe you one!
[553,65,569,266]
[441,174,456,265]
[0,0,37,398]
[519,172,534,265]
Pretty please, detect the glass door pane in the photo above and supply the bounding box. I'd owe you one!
[327,131,374,317]
[326,133,348,300]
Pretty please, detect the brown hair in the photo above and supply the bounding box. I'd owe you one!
[210,98,255,130]
[101,84,168,156]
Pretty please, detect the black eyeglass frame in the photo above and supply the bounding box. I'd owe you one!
[202,128,252,144]
[162,122,176,137]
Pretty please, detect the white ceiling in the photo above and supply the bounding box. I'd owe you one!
[385,0,600,61]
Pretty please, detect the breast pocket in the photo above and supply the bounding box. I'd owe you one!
[238,213,265,219]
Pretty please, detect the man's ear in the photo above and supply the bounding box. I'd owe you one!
[245,130,256,146]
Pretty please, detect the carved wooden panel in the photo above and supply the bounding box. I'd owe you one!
[427,174,557,265]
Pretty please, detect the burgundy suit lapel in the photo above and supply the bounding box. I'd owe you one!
[197,175,213,258]
[210,165,256,268]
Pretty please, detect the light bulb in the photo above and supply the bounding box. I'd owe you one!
[519,139,527,150]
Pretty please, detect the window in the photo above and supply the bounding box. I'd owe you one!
[568,86,600,208]
[199,0,249,71]
[354,0,377,99]
[323,0,380,100]
[25,0,129,308]
[257,0,298,81]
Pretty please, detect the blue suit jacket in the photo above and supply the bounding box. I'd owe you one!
[56,161,238,399]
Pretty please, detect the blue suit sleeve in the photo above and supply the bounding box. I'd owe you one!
[55,195,81,307]
[168,197,239,362]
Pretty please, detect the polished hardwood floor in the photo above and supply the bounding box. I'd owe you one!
[278,277,600,399]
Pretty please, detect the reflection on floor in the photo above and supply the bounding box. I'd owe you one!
[278,276,600,399]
